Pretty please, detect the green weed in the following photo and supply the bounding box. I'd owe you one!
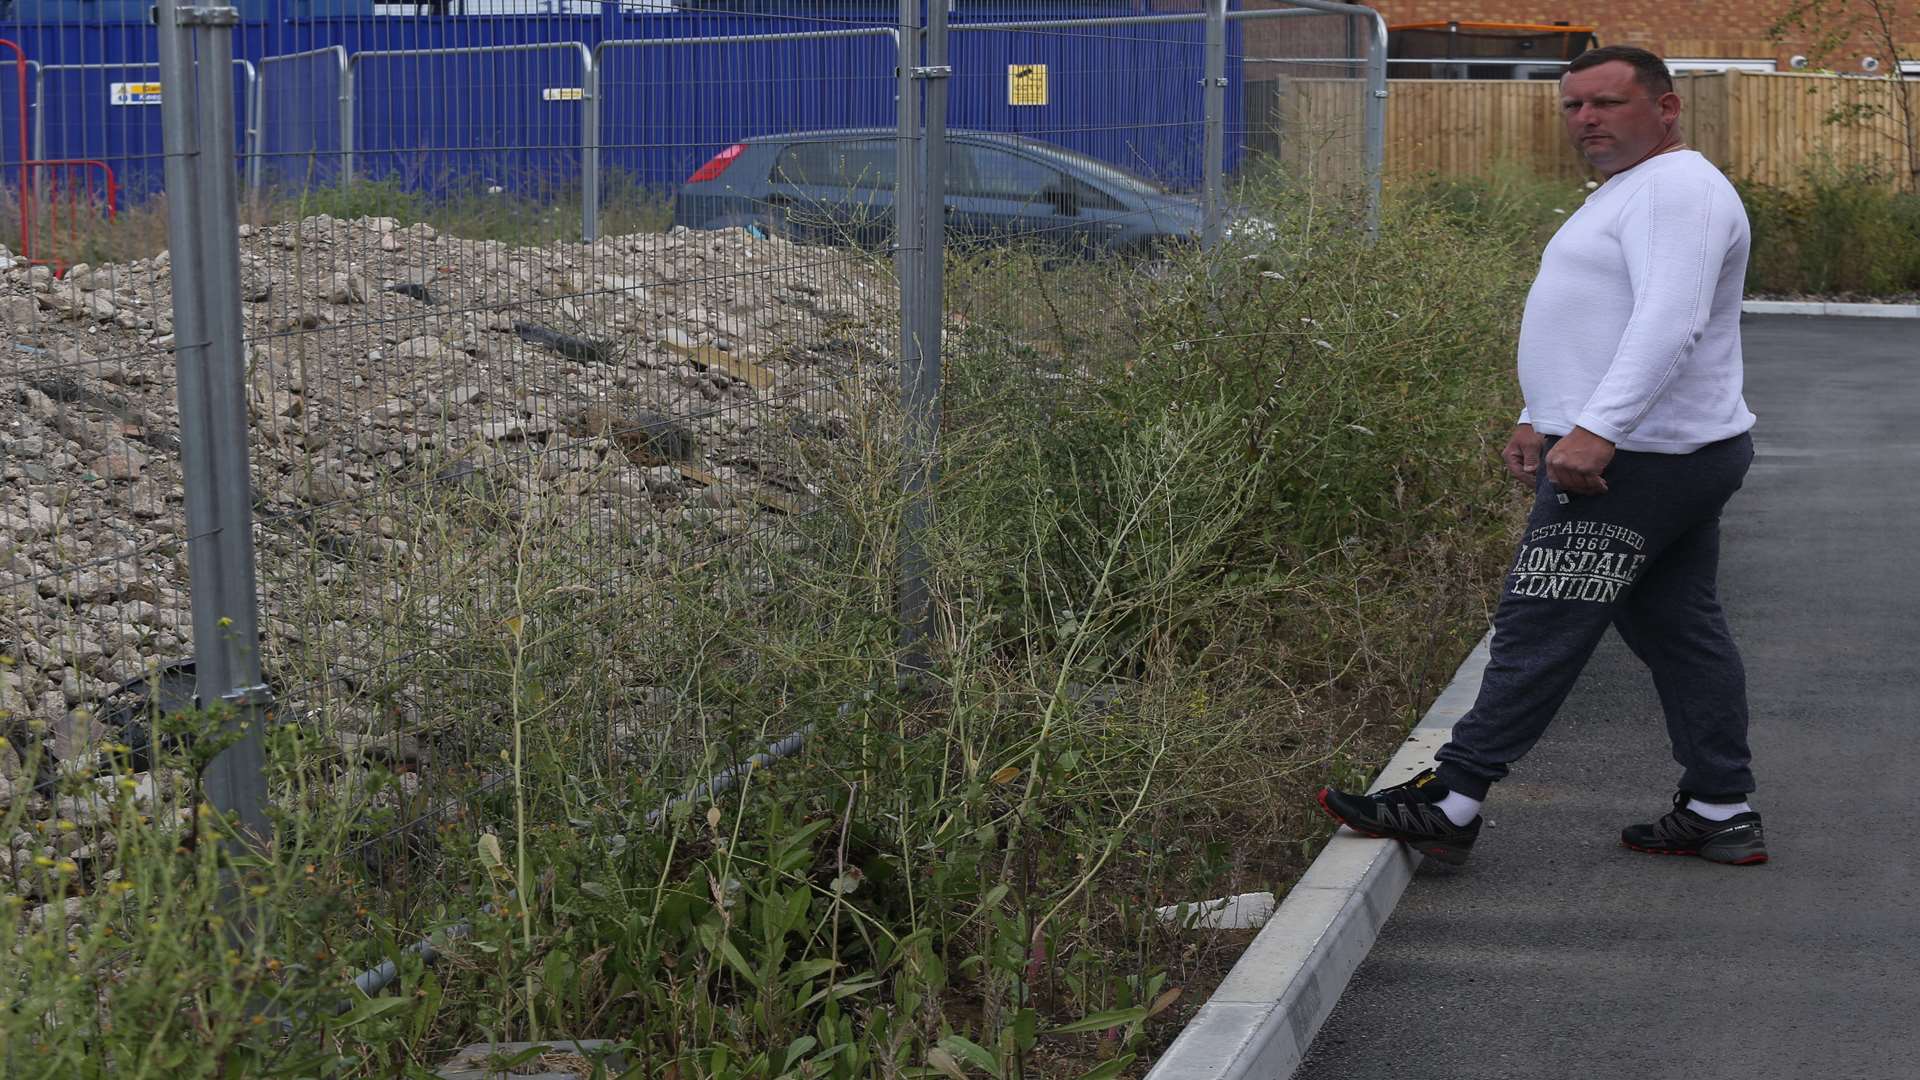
[1403,159,1920,298]
[0,180,1536,1077]
[1739,163,1920,296]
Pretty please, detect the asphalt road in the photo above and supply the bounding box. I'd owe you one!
[1296,315,1920,1080]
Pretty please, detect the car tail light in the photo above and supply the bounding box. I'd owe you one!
[688,143,745,183]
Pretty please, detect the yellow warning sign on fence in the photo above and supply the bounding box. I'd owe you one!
[111,82,163,106]
[542,87,584,102]
[1008,65,1048,106]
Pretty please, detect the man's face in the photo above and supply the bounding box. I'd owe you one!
[1560,60,1681,175]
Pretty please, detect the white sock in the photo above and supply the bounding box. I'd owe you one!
[1686,798,1751,821]
[1436,790,1483,827]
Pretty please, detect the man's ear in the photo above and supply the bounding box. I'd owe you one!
[1660,91,1683,126]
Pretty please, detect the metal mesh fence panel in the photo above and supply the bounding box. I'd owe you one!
[32,59,256,200]
[0,0,1386,1041]
[256,45,347,192]
[2,5,215,896]
[950,14,1216,193]
[938,2,1381,258]
[238,8,903,897]
[1232,5,1381,214]
[596,28,899,189]
[0,46,28,243]
[345,42,591,198]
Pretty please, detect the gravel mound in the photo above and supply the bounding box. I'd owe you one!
[2,216,898,763]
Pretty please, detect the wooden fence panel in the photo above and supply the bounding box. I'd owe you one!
[1678,71,1733,171]
[1683,70,1919,187]
[1385,79,1579,181]
[1244,72,1920,191]
[1262,75,1371,194]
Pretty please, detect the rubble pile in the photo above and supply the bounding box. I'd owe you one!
[2,216,899,765]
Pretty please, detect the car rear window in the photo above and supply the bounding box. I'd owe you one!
[961,146,1067,201]
[771,139,897,191]
[1021,142,1169,197]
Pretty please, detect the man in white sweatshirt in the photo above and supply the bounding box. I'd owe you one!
[1319,46,1766,868]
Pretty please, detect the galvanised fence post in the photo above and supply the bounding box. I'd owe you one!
[155,0,273,842]
[1203,0,1226,249]
[890,0,944,676]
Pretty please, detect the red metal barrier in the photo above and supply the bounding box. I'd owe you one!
[0,42,119,276]
[27,159,118,277]
[1,39,30,264]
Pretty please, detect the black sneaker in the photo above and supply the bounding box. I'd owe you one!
[1621,793,1768,866]
[1316,769,1481,866]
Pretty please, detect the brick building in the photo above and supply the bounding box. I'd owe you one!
[1359,2,1916,74]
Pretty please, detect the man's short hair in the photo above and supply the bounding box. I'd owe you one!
[1566,46,1675,97]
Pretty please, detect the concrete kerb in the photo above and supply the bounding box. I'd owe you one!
[1144,633,1492,1080]
[1146,299,1903,1078]
[1741,300,1920,318]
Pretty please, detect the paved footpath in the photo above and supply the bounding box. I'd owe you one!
[1296,315,1920,1080]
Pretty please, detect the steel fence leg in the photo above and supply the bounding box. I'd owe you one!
[156,0,272,844]
[898,0,947,679]
[1363,10,1387,241]
[242,61,261,195]
[896,0,930,679]
[582,51,600,243]
[1203,0,1226,249]
[339,58,355,189]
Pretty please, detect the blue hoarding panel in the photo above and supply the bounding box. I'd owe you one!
[33,58,253,198]
[3,3,1243,206]
[949,22,1203,189]
[1,42,28,174]
[597,31,897,188]
[348,42,589,195]
[257,47,345,189]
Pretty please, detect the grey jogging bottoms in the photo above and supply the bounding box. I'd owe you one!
[1433,432,1757,801]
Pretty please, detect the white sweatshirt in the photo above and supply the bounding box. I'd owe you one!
[1516,149,1756,453]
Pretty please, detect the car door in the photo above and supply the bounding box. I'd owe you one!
[946,142,1101,254]
[762,136,897,248]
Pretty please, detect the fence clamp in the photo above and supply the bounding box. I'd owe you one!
[222,683,276,709]
[1373,89,1390,99]
[149,4,240,26]
[911,65,953,80]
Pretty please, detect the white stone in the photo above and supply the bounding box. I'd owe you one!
[327,271,369,304]
[23,497,66,536]
[371,397,416,424]
[1,294,37,327]
[396,336,454,362]
[94,439,148,480]
[21,386,60,423]
[1155,892,1278,931]
[598,468,649,499]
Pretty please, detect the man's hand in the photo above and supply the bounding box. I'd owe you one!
[1545,426,1616,496]
[1502,424,1545,486]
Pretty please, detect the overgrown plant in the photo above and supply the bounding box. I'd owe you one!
[1408,164,1920,297]
[0,176,1537,1076]
[1739,162,1920,294]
